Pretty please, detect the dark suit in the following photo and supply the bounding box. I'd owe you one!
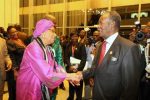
[65,43,86,100]
[65,43,86,72]
[83,35,144,100]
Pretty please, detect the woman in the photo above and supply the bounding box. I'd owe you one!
[16,19,76,100]
[7,25,26,100]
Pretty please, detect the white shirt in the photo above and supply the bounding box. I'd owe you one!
[104,32,119,56]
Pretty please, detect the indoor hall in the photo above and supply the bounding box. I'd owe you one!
[0,0,150,100]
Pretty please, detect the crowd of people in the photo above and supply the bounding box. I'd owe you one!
[0,10,150,100]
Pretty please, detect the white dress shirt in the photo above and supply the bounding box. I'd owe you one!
[104,32,119,56]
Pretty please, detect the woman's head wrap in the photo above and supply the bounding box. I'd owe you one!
[33,19,54,38]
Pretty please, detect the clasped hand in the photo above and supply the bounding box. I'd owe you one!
[66,71,82,86]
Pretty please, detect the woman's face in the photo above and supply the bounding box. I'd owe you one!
[71,34,78,43]
[9,28,18,39]
[44,26,56,45]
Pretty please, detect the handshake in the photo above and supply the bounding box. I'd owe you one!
[66,71,83,86]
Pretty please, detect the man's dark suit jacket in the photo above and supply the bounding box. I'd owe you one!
[83,35,144,100]
[65,43,86,72]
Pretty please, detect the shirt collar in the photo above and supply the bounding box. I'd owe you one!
[105,32,119,45]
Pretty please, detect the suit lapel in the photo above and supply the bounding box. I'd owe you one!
[98,35,121,68]
[95,42,103,66]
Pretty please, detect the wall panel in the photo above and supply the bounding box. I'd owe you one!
[0,0,19,30]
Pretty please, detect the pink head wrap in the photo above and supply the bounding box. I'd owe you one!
[33,19,54,38]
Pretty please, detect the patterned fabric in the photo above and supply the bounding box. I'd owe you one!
[52,36,65,68]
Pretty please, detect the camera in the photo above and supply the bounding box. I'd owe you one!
[134,21,150,46]
[135,21,145,41]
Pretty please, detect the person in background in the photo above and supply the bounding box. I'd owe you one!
[143,22,150,38]
[7,25,26,71]
[0,37,12,100]
[6,25,26,100]
[16,19,77,100]
[78,29,86,44]
[60,34,69,65]
[77,11,144,100]
[139,21,150,100]
[65,32,86,100]
[129,28,137,42]
[0,27,4,38]
[53,35,66,91]
[60,34,70,90]
[50,35,66,100]
[0,27,8,39]
[14,24,28,44]
[93,30,103,46]
[83,36,96,100]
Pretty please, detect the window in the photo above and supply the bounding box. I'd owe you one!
[67,0,83,2]
[112,5,138,26]
[19,14,29,33]
[67,10,84,26]
[33,13,46,26]
[49,12,63,27]
[33,0,46,6]
[49,0,63,4]
[141,3,150,25]
[20,0,29,7]
[49,12,63,34]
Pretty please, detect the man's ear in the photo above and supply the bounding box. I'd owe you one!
[110,21,116,30]
[111,21,115,27]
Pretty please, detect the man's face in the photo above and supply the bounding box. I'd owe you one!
[98,14,112,39]
[93,31,100,42]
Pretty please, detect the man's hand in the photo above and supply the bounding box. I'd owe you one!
[76,71,83,80]
[66,73,81,86]
[89,78,94,87]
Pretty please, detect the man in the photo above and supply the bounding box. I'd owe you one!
[65,32,86,100]
[0,37,12,100]
[77,11,143,100]
[139,21,150,100]
[93,30,103,46]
